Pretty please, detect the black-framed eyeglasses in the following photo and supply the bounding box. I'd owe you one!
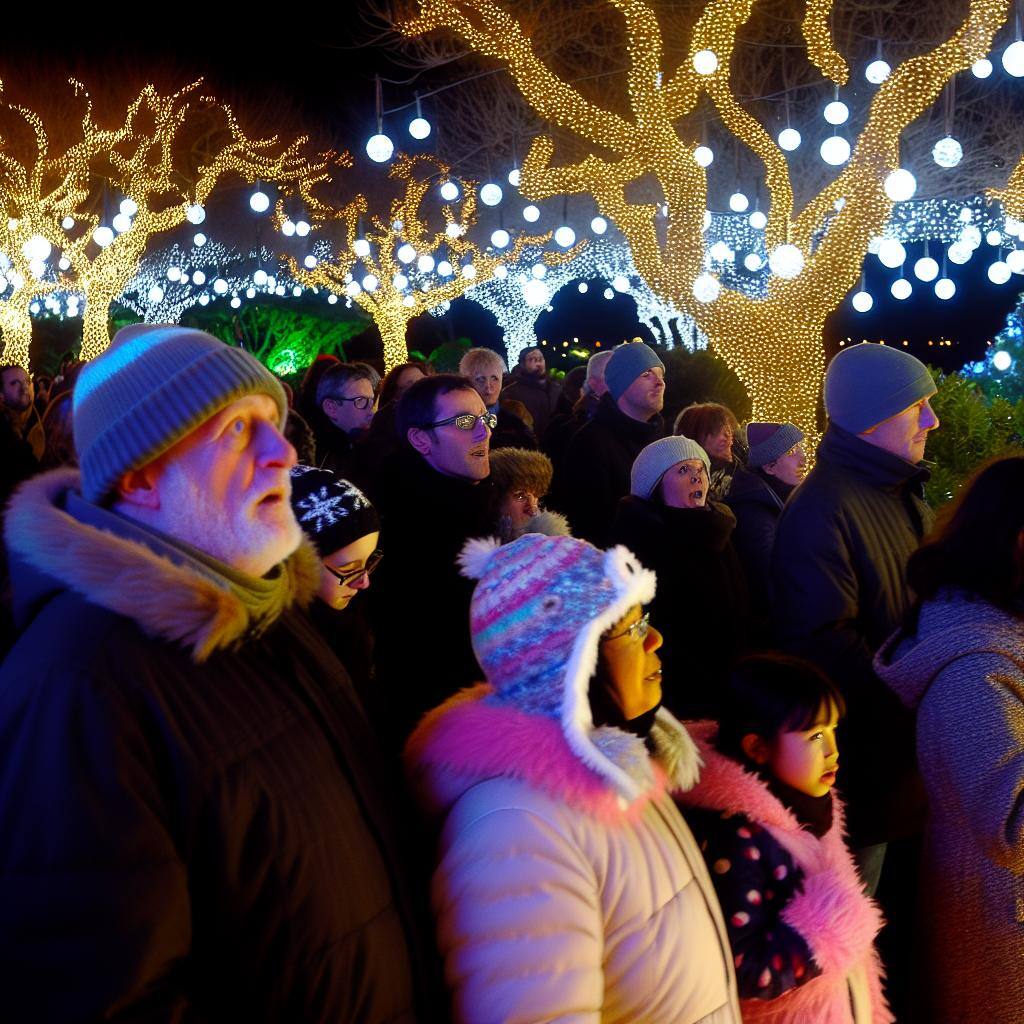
[605,611,651,643]
[324,549,383,587]
[329,395,373,410]
[419,411,497,432]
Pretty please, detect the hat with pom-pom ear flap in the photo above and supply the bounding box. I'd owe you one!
[458,532,659,801]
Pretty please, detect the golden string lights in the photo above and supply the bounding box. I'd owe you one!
[0,79,340,365]
[403,0,1013,438]
[282,152,568,371]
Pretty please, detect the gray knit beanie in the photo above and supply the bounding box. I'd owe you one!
[746,422,805,468]
[74,324,287,503]
[630,435,710,499]
[824,343,935,435]
[605,342,665,401]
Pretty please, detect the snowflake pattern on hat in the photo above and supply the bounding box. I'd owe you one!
[295,482,368,535]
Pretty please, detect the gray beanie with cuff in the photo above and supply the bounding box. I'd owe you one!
[630,435,710,499]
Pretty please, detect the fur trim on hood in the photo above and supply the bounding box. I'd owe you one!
[406,683,702,824]
[5,468,321,663]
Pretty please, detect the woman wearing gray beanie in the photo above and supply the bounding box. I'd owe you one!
[610,435,751,719]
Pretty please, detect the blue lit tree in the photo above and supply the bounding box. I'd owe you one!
[965,291,1024,401]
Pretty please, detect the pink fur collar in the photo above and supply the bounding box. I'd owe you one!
[406,685,693,823]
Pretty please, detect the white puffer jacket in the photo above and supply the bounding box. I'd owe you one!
[407,685,741,1024]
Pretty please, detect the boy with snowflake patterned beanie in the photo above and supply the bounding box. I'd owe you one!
[676,653,892,1024]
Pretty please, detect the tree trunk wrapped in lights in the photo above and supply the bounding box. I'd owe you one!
[402,0,1012,437]
[0,79,341,365]
[280,152,573,371]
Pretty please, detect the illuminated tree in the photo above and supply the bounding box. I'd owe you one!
[401,0,1013,437]
[0,78,341,364]
[282,152,562,371]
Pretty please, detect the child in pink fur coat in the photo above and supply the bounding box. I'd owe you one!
[677,653,893,1024]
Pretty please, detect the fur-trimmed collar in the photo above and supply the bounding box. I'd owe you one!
[405,683,702,824]
[5,468,320,663]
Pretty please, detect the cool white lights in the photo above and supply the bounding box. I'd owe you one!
[890,278,912,300]
[417,254,435,273]
[728,192,749,213]
[523,279,550,306]
[523,205,541,223]
[743,253,763,272]
[92,226,114,248]
[748,210,768,230]
[988,260,1011,284]
[694,145,714,168]
[972,58,994,78]
[554,226,576,247]
[366,133,394,163]
[249,190,270,213]
[439,181,460,201]
[591,216,608,234]
[1002,39,1024,77]
[993,349,1013,371]
[877,239,906,268]
[408,116,431,140]
[120,198,138,217]
[913,257,939,282]
[612,274,630,293]
[397,243,416,264]
[480,183,503,206]
[1007,249,1024,274]
[490,229,510,248]
[148,284,164,304]
[768,243,804,279]
[932,137,963,168]
[777,127,801,152]
[692,272,721,302]
[823,100,849,125]
[865,59,891,84]
[353,238,371,258]
[508,168,521,186]
[820,136,851,166]
[884,169,917,202]
[934,278,956,300]
[852,290,874,312]
[253,269,268,286]
[987,229,1004,246]
[186,204,205,225]
[692,49,718,75]
[21,235,51,261]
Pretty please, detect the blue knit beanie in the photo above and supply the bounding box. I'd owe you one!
[746,422,805,468]
[605,342,665,401]
[74,324,287,503]
[824,343,935,434]
[630,435,710,499]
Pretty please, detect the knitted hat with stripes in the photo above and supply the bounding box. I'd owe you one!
[74,324,287,503]
[458,532,657,798]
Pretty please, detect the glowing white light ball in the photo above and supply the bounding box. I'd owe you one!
[362,274,379,292]
[281,220,296,237]
[692,272,721,303]
[710,240,733,262]
[555,226,576,247]
[167,266,182,282]
[961,224,983,249]
[884,168,917,202]
[22,235,51,261]
[876,238,906,268]
[508,168,521,186]
[703,210,712,229]
[439,181,460,202]
[27,258,45,278]
[61,216,74,230]
[213,278,229,295]
[591,216,608,234]
[392,272,409,290]
[92,226,114,248]
[230,297,241,309]
[578,282,588,293]
[604,288,614,300]
[461,263,477,279]
[729,191,749,213]
[295,221,310,237]
[1007,249,1024,274]
[192,270,206,285]
[824,100,849,125]
[988,260,1012,284]
[253,269,268,286]
[249,190,270,213]
[523,204,541,222]
[193,233,207,247]
[493,264,507,279]
[531,263,547,279]
[994,349,1013,371]
[395,243,415,264]
[480,183,503,206]
[748,210,768,230]
[246,287,256,299]
[852,290,874,312]
[417,254,435,273]
[58,256,70,271]
[820,135,851,166]
[186,204,205,225]
[490,229,510,249]
[972,58,993,78]
[932,136,963,168]
[694,145,714,167]
[408,116,431,140]
[768,243,804,279]
[120,198,138,217]
[353,238,370,258]
[1002,39,1024,77]
[865,59,891,84]
[914,257,939,282]
[778,127,801,151]
[346,281,362,298]
[366,133,394,162]
[744,252,763,272]
[445,222,464,239]
[437,261,453,277]
[304,255,318,269]
[692,49,718,75]
[891,278,912,300]
[523,279,550,306]
[612,274,630,293]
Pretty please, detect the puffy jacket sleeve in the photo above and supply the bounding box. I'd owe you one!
[433,786,603,1024]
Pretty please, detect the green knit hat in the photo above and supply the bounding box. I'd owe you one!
[74,324,287,503]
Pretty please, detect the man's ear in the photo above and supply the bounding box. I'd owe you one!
[321,397,339,425]
[740,732,771,766]
[407,426,432,457]
[114,462,163,510]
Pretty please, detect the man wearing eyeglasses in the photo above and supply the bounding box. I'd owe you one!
[367,373,497,748]
[314,362,376,483]
[0,326,426,1021]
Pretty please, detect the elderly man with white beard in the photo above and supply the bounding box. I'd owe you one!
[0,325,426,1022]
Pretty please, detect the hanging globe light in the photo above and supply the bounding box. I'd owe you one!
[253,269,268,286]
[748,210,768,230]
[508,168,521,186]
[694,145,714,167]
[709,240,733,262]
[392,272,409,290]
[891,278,912,300]
[1002,39,1024,77]
[768,243,804,279]
[213,278,229,295]
[820,136,851,166]
[728,191,749,213]
[914,256,939,281]
[365,133,394,162]
[555,226,576,247]
[876,238,906,268]
[884,168,917,201]
[353,238,371,258]
[249,190,270,213]
[531,263,547,278]
[417,254,435,273]
[932,136,963,168]
[148,284,164,304]
[578,282,588,293]
[186,204,206,225]
[120,198,138,217]
[280,219,296,237]
[972,57,994,78]
[408,116,431,140]
[960,224,983,249]
[490,229,510,249]
[743,252,763,272]
[92,226,114,248]
[480,183,503,206]
[777,127,801,151]
[362,274,380,292]
[591,216,608,234]
[865,59,891,84]
[934,277,956,300]
[1007,249,1024,273]
[397,243,416,264]
[612,275,630,292]
[692,49,718,75]
[988,260,1012,284]
[692,272,721,302]
[21,235,51,261]
[523,204,541,222]
[437,261,453,277]
[993,349,1013,371]
[439,181,460,201]
[823,100,849,125]
[852,290,874,312]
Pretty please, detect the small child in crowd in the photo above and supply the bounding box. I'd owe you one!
[677,653,892,1024]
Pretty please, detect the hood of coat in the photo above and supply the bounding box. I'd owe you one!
[875,592,1024,710]
[406,683,703,824]
[5,468,320,663]
[726,464,786,512]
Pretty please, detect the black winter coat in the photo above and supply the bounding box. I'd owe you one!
[0,470,424,1023]
[556,393,664,546]
[541,394,598,492]
[499,372,562,437]
[610,496,751,719]
[367,448,493,748]
[771,425,931,845]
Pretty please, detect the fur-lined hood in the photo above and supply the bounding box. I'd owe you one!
[406,683,702,825]
[5,468,320,663]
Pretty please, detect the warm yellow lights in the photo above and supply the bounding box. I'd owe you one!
[403,0,1012,438]
[283,153,564,371]
[0,79,337,367]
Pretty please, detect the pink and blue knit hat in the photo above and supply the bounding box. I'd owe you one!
[459,532,657,797]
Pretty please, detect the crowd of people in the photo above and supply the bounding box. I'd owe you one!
[0,324,1021,1023]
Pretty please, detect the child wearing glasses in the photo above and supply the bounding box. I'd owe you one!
[677,653,892,1024]
[289,465,382,702]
